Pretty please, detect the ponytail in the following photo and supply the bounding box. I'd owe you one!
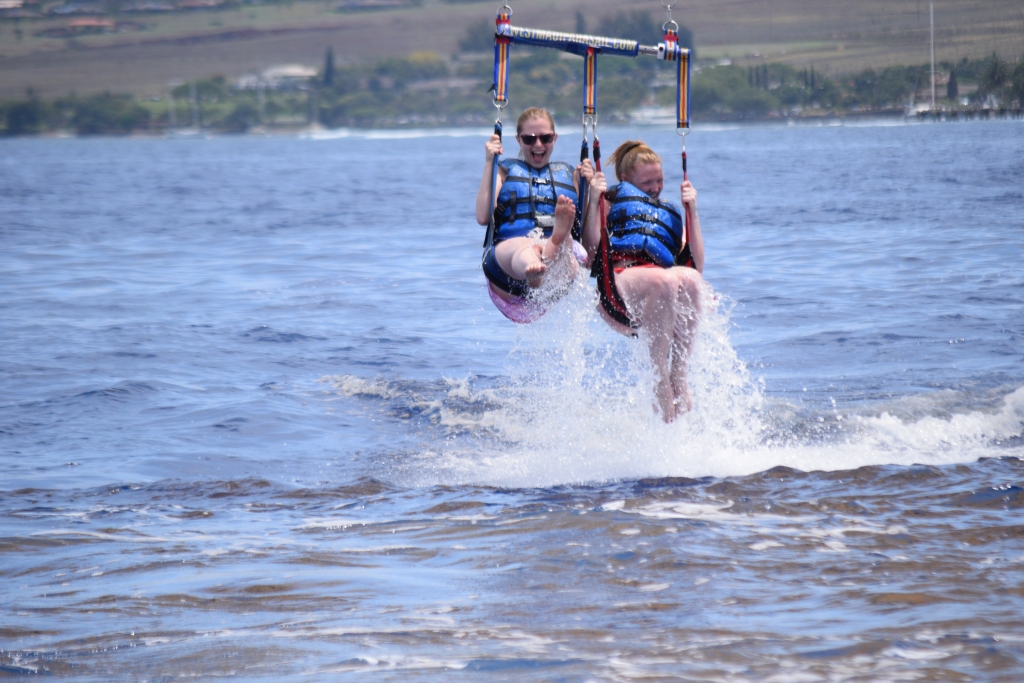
[607,140,662,183]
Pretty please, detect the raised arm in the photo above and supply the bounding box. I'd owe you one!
[475,134,506,226]
[681,180,704,274]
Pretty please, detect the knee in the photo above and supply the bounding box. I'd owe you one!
[648,273,679,308]
[675,270,703,311]
[516,242,542,259]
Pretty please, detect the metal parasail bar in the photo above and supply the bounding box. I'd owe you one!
[506,25,639,56]
[498,22,690,130]
[504,24,683,58]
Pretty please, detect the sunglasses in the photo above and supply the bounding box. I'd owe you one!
[519,133,555,145]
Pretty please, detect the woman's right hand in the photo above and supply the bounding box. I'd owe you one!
[578,158,595,182]
[485,134,503,162]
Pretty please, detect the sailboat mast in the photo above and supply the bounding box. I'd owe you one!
[930,3,936,111]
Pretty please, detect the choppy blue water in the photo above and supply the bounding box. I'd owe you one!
[2,120,1023,680]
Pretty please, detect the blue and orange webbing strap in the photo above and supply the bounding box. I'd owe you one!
[492,12,511,108]
[675,46,690,130]
[484,10,511,251]
[574,44,631,327]
[573,46,598,241]
[658,26,690,130]
[583,46,598,117]
[674,41,693,267]
[660,24,694,267]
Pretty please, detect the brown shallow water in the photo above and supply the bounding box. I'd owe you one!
[3,458,1022,681]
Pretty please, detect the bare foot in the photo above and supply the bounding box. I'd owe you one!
[669,356,693,415]
[525,259,547,288]
[542,195,576,260]
[656,378,677,423]
[673,385,693,414]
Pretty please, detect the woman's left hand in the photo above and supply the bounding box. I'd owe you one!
[681,180,697,209]
[589,171,607,205]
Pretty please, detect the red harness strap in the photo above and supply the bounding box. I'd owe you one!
[592,196,637,329]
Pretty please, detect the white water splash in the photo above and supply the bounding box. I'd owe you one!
[416,274,1023,485]
[421,275,771,486]
[320,277,1024,486]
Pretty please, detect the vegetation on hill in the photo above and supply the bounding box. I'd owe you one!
[2,10,1022,135]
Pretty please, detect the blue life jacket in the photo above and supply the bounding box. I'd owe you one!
[606,181,684,268]
[493,159,578,242]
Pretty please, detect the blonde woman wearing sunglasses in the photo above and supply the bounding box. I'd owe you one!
[475,108,598,323]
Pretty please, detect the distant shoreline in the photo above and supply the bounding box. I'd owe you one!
[4,50,1021,137]
[5,110,1023,142]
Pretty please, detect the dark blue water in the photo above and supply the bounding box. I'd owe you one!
[1,120,1022,680]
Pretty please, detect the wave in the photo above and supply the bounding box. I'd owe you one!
[318,274,1024,487]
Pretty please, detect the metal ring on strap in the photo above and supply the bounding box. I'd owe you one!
[582,114,598,145]
[662,0,678,35]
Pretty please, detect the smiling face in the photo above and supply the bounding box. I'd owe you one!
[516,116,557,169]
[624,162,664,199]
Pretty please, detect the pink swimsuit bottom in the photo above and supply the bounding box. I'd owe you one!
[488,240,587,324]
[488,286,549,324]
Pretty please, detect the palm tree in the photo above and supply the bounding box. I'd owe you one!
[976,52,1009,104]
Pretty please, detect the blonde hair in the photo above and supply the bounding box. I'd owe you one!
[607,140,661,183]
[516,107,555,134]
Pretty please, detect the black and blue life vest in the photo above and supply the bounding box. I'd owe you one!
[606,181,684,268]
[493,159,578,243]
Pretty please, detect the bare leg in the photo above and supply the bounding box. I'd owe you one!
[495,196,579,289]
[668,269,702,413]
[541,195,575,260]
[516,243,548,288]
[614,268,682,422]
[495,237,544,286]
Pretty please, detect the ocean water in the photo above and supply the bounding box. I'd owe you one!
[1,119,1023,681]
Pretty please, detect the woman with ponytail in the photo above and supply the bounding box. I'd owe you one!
[584,140,705,422]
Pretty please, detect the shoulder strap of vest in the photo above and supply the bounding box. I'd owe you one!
[658,200,683,222]
[501,159,533,184]
[548,162,578,194]
[498,158,521,173]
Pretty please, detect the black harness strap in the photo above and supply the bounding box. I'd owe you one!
[482,118,503,250]
[675,242,694,268]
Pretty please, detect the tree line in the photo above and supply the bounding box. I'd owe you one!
[3,10,1023,135]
